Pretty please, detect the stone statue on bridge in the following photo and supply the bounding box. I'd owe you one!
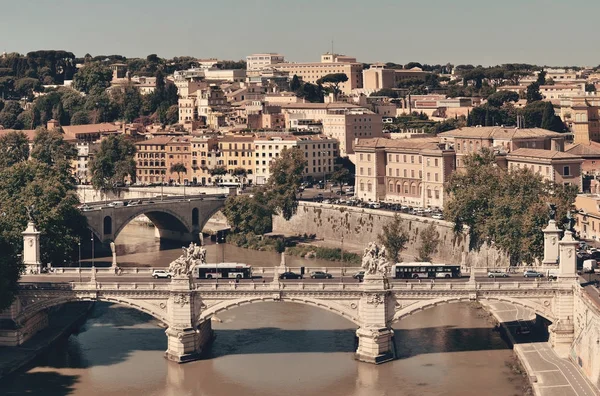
[168,242,207,277]
[361,242,390,276]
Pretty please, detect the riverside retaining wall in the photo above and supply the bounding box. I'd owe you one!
[273,202,508,267]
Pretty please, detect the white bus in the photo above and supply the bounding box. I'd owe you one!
[392,262,462,279]
[193,263,252,279]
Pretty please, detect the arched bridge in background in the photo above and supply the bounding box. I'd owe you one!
[83,194,227,243]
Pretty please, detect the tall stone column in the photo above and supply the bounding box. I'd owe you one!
[542,219,561,266]
[355,274,395,364]
[550,229,578,357]
[22,221,42,274]
[164,275,212,363]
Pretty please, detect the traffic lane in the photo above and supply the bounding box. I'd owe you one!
[19,274,548,284]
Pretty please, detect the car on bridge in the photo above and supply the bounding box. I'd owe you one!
[310,271,332,279]
[279,271,303,280]
[523,270,544,278]
[353,271,365,281]
[487,270,509,278]
[152,269,173,279]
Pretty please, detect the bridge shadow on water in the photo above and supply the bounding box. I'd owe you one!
[13,303,540,374]
[0,371,79,396]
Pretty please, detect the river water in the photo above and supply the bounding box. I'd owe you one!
[0,224,530,395]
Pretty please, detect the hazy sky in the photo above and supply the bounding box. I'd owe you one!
[1,0,599,66]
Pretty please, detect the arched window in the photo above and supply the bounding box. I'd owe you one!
[403,182,409,194]
[396,183,401,193]
[389,182,394,193]
[411,183,417,195]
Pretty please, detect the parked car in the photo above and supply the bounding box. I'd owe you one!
[279,271,303,280]
[335,190,345,195]
[487,270,508,278]
[310,271,333,279]
[353,271,365,280]
[107,201,125,207]
[78,204,92,211]
[128,200,142,206]
[369,202,381,209]
[523,270,544,278]
[431,213,443,220]
[152,269,172,279]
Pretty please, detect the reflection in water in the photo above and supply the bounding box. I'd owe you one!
[86,223,345,268]
[0,302,528,396]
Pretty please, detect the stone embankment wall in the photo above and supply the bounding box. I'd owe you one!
[273,202,508,267]
[570,288,600,388]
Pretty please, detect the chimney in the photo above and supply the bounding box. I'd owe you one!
[47,119,60,130]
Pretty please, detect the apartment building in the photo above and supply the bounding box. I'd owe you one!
[246,53,285,71]
[190,136,219,185]
[273,53,363,95]
[135,136,171,184]
[62,122,122,184]
[322,108,383,156]
[353,137,455,208]
[253,135,339,185]
[216,135,255,183]
[362,63,396,91]
[558,94,600,144]
[574,195,600,241]
[437,127,566,168]
[165,136,192,184]
[506,148,583,191]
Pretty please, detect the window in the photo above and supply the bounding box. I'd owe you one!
[367,168,372,176]
[427,189,432,198]
[411,156,414,163]
[563,166,570,176]
[360,167,364,175]
[403,155,407,162]
[434,159,438,167]
[389,183,393,193]
[426,158,430,166]
[367,183,372,192]
[427,172,431,181]
[411,170,415,178]
[367,154,371,161]
[434,173,439,182]
[396,169,399,177]
[435,189,440,199]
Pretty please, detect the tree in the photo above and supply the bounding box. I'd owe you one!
[0,130,29,168]
[526,82,543,103]
[265,147,306,220]
[169,162,187,184]
[417,224,440,262]
[290,75,301,91]
[0,236,20,311]
[72,63,113,95]
[445,148,577,265]
[0,160,87,281]
[30,127,76,172]
[536,70,547,85]
[316,73,348,98]
[0,100,24,129]
[89,135,136,192]
[165,104,179,125]
[70,110,90,125]
[330,167,351,194]
[222,192,273,235]
[377,215,409,263]
[486,91,519,107]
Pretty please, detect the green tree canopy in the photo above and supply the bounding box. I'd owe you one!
[316,73,348,97]
[72,62,113,95]
[526,82,543,103]
[0,130,29,168]
[222,192,273,235]
[89,135,136,191]
[265,147,306,220]
[417,224,440,262]
[169,162,187,183]
[486,91,519,107]
[444,148,577,265]
[377,214,409,263]
[30,127,76,172]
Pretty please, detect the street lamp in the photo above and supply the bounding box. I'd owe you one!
[90,231,95,275]
[78,237,82,282]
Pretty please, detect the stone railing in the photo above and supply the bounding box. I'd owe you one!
[194,281,364,292]
[390,280,566,292]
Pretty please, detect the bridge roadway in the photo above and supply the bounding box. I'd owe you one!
[82,194,227,243]
[11,270,576,367]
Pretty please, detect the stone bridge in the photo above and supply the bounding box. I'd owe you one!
[10,275,578,364]
[83,194,226,243]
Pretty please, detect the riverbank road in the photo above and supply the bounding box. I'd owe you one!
[486,301,599,396]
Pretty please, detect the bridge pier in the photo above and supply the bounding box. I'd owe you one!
[154,228,198,243]
[355,274,396,364]
[164,275,212,363]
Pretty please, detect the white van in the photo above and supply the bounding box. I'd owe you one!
[108,201,125,207]
[583,259,597,273]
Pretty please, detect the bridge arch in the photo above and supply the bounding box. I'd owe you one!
[392,296,555,324]
[112,208,192,241]
[16,294,169,326]
[197,296,362,327]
